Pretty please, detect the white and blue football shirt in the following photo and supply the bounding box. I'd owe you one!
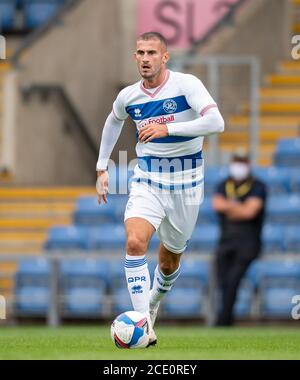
[112,70,217,189]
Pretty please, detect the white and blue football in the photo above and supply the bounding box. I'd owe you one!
[111,311,149,349]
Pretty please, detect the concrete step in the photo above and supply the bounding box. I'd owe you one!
[0,62,11,72]
[0,262,17,276]
[0,187,95,201]
[0,278,14,291]
[0,202,75,218]
[0,217,72,230]
[279,61,300,73]
[220,129,298,143]
[0,232,47,242]
[242,102,300,114]
[293,23,300,34]
[229,115,300,128]
[266,74,300,86]
[0,245,44,254]
[260,87,300,102]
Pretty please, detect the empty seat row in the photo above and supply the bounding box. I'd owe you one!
[198,195,300,224]
[273,138,300,167]
[204,165,300,195]
[44,222,300,253]
[73,194,300,227]
[14,258,210,317]
[14,258,300,318]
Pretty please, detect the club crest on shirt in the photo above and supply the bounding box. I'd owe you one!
[163,99,177,114]
[134,108,142,118]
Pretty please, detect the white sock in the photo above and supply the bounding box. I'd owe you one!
[150,265,181,309]
[125,254,151,315]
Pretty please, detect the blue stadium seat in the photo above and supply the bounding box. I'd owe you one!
[15,258,50,316]
[260,287,299,317]
[204,166,228,195]
[196,197,217,223]
[257,260,300,281]
[162,260,209,317]
[23,0,63,28]
[44,225,90,250]
[17,257,49,275]
[262,224,285,253]
[73,195,127,225]
[266,195,300,224]
[290,169,300,193]
[111,288,132,314]
[60,259,109,317]
[253,166,290,194]
[285,226,300,253]
[244,260,259,289]
[257,260,300,317]
[74,196,115,225]
[163,288,204,316]
[0,0,16,29]
[89,224,126,250]
[233,279,254,317]
[179,259,210,288]
[15,286,49,315]
[113,195,130,221]
[274,138,300,167]
[63,287,105,316]
[60,259,110,287]
[188,225,219,251]
[109,261,126,291]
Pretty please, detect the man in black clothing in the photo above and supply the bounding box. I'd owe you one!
[212,152,267,326]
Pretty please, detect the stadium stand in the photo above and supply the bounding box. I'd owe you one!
[0,186,94,313]
[162,260,209,318]
[274,138,300,167]
[285,226,300,253]
[0,0,66,32]
[2,0,300,323]
[23,0,65,29]
[188,225,220,252]
[15,258,50,316]
[223,0,300,168]
[60,259,109,317]
[266,194,300,224]
[257,260,300,317]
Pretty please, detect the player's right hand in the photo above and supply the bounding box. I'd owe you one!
[96,170,109,204]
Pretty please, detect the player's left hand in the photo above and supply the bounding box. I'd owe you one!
[138,123,168,143]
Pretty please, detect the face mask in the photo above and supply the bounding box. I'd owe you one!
[229,162,250,181]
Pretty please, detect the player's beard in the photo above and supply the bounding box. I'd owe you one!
[140,66,162,81]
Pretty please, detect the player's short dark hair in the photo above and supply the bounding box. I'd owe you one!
[137,32,168,49]
[231,150,250,163]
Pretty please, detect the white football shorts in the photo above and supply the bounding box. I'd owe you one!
[124,180,204,254]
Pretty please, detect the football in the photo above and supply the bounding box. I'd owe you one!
[111,311,150,349]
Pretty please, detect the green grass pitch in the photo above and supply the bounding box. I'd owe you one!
[0,325,300,360]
